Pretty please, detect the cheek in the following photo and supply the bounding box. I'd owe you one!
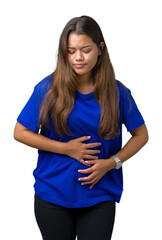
[88,54,98,69]
[67,55,73,65]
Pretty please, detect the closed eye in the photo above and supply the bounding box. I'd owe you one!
[83,49,91,53]
[68,48,92,54]
[68,50,75,54]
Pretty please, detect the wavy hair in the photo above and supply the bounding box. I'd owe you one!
[39,16,120,139]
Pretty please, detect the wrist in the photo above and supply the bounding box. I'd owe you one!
[110,155,123,170]
[106,157,116,170]
[61,142,69,155]
[52,141,68,155]
[110,157,116,169]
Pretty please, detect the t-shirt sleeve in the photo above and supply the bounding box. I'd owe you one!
[17,85,44,133]
[122,88,145,132]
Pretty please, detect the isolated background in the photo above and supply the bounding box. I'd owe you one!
[1,0,161,239]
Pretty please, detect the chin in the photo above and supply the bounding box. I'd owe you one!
[74,67,92,75]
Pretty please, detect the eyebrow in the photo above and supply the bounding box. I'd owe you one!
[68,45,92,49]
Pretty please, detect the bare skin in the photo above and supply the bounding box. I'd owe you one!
[14,122,101,167]
[14,122,148,189]
[67,33,149,188]
[78,124,148,189]
[14,33,149,189]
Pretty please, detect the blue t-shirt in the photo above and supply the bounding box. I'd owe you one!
[17,74,145,208]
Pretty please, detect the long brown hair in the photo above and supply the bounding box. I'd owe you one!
[39,16,120,139]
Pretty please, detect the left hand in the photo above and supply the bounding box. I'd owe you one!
[78,158,116,189]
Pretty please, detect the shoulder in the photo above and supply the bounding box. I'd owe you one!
[34,73,54,94]
[116,80,131,98]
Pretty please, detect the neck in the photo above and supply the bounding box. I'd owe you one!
[77,73,94,94]
[78,72,93,87]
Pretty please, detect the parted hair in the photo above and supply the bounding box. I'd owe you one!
[39,16,120,139]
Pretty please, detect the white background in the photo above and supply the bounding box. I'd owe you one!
[0,0,161,239]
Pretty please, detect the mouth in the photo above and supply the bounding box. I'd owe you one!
[73,64,86,69]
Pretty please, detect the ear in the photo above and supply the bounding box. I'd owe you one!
[98,41,105,55]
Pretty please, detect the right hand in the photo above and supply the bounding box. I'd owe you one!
[65,136,101,166]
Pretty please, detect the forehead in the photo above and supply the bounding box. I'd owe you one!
[68,33,95,47]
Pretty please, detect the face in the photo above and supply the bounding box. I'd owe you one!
[67,33,101,78]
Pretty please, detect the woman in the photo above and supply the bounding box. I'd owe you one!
[14,16,148,240]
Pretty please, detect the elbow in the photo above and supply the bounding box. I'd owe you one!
[13,127,20,141]
[13,122,23,142]
[142,126,149,146]
[144,125,149,144]
[145,131,149,145]
[130,124,149,146]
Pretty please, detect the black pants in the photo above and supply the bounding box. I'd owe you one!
[34,194,115,240]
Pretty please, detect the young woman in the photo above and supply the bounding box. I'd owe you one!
[14,16,148,240]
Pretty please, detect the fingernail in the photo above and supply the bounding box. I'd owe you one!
[87,136,91,139]
[78,178,81,181]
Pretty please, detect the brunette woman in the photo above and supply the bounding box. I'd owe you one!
[14,16,148,240]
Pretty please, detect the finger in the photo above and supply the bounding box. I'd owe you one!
[81,181,93,186]
[88,178,98,189]
[90,181,97,189]
[76,136,91,142]
[84,160,97,165]
[78,172,95,182]
[86,142,102,149]
[79,159,91,166]
[83,154,98,160]
[78,166,94,174]
[86,150,101,154]
[80,177,97,186]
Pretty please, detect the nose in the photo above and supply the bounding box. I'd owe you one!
[75,50,84,61]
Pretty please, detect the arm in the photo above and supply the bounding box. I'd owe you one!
[78,124,149,188]
[14,122,101,166]
[112,124,149,164]
[14,122,67,154]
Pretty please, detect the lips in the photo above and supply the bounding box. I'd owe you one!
[74,64,86,69]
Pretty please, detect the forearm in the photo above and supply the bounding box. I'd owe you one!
[78,125,149,188]
[115,135,147,163]
[14,123,67,154]
[112,124,149,164]
[14,122,101,166]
